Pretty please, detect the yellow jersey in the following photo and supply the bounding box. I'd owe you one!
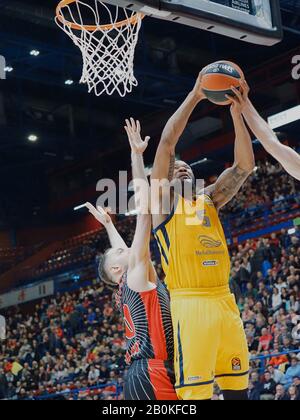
[153,194,231,290]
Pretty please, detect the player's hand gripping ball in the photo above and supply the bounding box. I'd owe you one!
[201,61,245,105]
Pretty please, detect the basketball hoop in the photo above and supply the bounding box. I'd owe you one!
[55,0,144,97]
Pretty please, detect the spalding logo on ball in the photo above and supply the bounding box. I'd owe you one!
[201,61,245,106]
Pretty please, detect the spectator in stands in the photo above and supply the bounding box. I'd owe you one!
[88,366,100,385]
[283,357,300,389]
[248,371,261,401]
[258,328,273,353]
[293,376,300,395]
[287,385,300,401]
[247,380,260,401]
[259,371,277,400]
[267,365,285,385]
[272,287,282,313]
[0,368,8,399]
[274,384,289,401]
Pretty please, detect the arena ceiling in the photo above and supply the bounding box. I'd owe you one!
[0,0,299,230]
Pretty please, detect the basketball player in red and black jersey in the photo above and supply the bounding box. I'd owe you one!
[85,119,177,401]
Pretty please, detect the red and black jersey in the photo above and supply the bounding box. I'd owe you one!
[115,274,174,365]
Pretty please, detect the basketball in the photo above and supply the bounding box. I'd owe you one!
[201,61,245,106]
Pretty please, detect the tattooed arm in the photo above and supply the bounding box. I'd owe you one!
[206,88,255,211]
[151,73,206,226]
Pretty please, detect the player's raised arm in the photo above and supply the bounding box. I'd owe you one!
[206,87,255,210]
[124,119,157,288]
[240,80,300,181]
[84,202,128,250]
[151,72,206,183]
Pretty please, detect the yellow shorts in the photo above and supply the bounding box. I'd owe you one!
[171,286,249,400]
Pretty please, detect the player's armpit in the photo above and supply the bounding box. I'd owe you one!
[209,164,251,211]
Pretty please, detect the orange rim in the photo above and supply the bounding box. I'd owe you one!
[56,0,144,31]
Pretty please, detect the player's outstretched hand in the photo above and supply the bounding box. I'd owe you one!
[193,70,206,101]
[84,202,111,225]
[226,79,250,114]
[124,118,150,154]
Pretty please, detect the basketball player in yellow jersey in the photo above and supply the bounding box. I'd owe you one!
[151,72,255,401]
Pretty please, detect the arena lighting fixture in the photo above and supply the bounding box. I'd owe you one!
[74,204,86,211]
[65,79,74,85]
[28,134,38,142]
[30,50,40,56]
[268,105,300,129]
[4,66,13,72]
[190,158,208,167]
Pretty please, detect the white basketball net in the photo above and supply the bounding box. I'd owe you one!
[55,1,143,97]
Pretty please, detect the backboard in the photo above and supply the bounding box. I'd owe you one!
[104,0,283,46]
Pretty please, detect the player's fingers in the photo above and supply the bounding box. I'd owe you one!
[97,206,106,214]
[241,79,250,95]
[124,125,130,138]
[124,126,133,143]
[125,119,134,135]
[86,206,98,217]
[231,86,242,101]
[125,124,134,139]
[243,79,250,90]
[144,136,151,144]
[136,120,141,133]
[125,120,132,137]
[84,202,95,211]
[130,117,136,132]
[125,127,134,147]
[225,94,235,104]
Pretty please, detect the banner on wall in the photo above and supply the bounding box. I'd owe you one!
[0,280,54,310]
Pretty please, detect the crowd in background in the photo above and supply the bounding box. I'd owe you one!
[222,161,299,230]
[229,228,300,400]
[0,160,299,400]
[0,286,126,400]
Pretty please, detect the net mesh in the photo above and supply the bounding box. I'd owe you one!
[55,1,143,97]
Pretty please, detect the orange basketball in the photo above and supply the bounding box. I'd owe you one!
[201,61,245,106]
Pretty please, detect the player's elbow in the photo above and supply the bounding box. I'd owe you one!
[160,129,177,151]
[245,160,256,175]
[236,160,255,175]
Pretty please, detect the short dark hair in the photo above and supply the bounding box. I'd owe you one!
[98,250,117,287]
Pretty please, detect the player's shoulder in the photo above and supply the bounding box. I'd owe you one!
[196,186,215,205]
[202,184,215,198]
